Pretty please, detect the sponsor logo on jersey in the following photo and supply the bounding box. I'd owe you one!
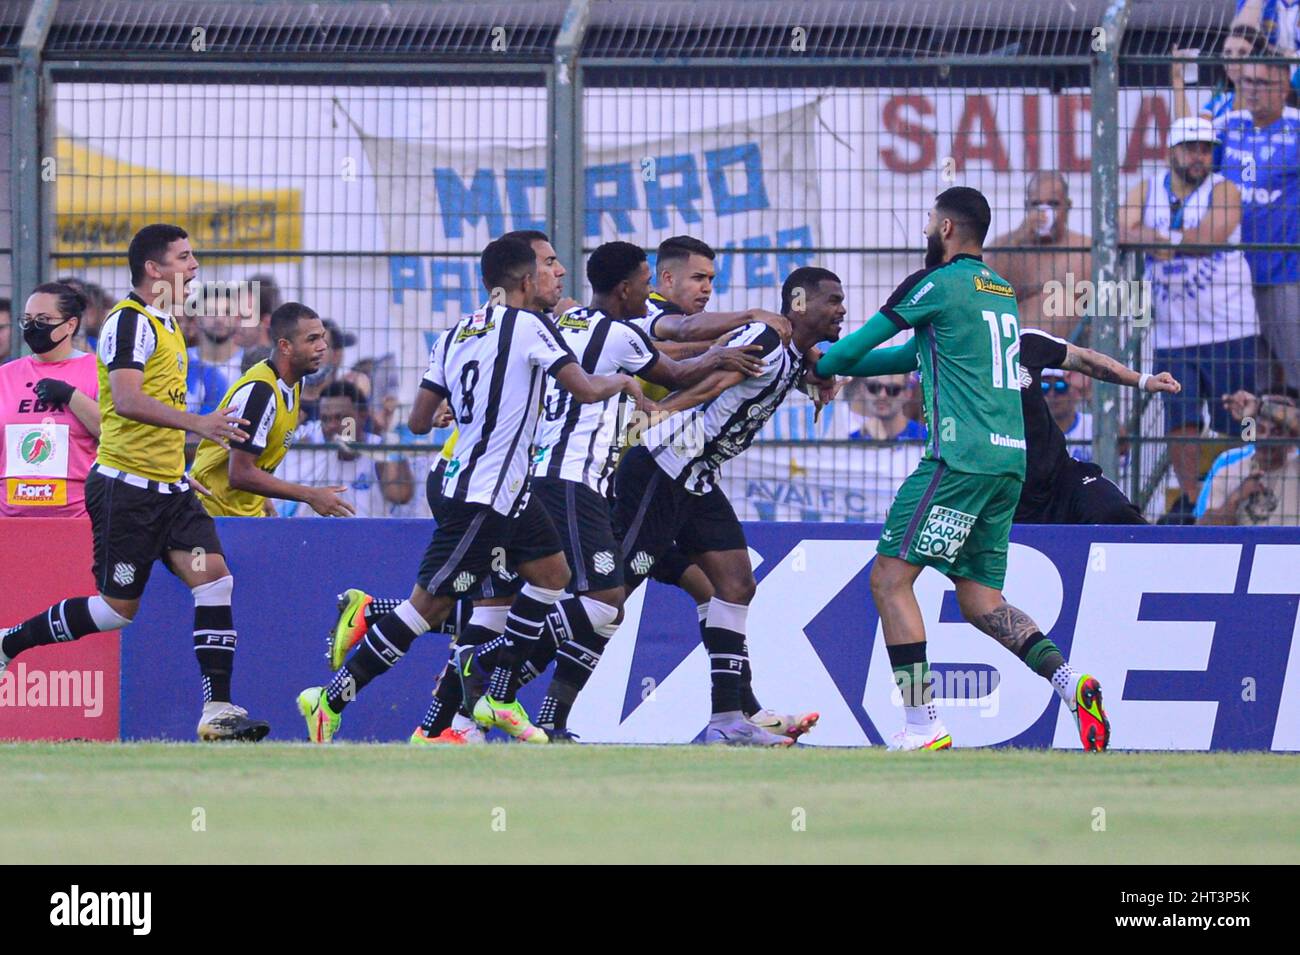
[990,431,1028,449]
[974,275,1016,297]
[908,281,935,305]
[454,316,497,342]
[6,478,67,505]
[914,505,977,563]
[557,311,591,330]
[19,429,54,466]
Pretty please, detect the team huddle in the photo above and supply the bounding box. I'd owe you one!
[6,185,1179,750]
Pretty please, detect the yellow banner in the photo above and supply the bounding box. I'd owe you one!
[54,135,302,266]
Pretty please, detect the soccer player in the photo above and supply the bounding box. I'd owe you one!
[626,235,815,739]
[814,187,1110,751]
[1015,329,1181,524]
[602,265,843,745]
[190,302,354,518]
[324,230,573,745]
[464,240,768,738]
[295,235,652,743]
[0,223,269,741]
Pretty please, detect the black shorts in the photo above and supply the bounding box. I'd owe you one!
[1015,459,1146,525]
[650,545,694,586]
[416,490,561,598]
[425,467,524,601]
[611,446,747,590]
[532,477,623,593]
[85,467,224,600]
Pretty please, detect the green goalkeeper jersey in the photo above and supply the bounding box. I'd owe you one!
[880,254,1026,479]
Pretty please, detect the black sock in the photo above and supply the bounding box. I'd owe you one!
[702,624,746,715]
[522,600,574,683]
[739,639,762,716]
[886,641,932,707]
[420,615,506,735]
[326,611,423,712]
[485,590,555,703]
[194,604,236,703]
[1018,631,1067,680]
[421,669,460,735]
[2,597,100,659]
[539,599,605,729]
[362,596,403,629]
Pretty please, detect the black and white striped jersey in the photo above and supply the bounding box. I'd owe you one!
[626,290,683,341]
[420,304,575,516]
[534,306,659,496]
[644,321,805,495]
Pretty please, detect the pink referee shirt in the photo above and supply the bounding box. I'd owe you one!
[0,351,99,517]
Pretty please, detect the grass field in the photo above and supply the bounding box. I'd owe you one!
[2,743,1297,864]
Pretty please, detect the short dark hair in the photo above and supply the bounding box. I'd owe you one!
[31,282,88,322]
[269,302,319,344]
[588,241,648,294]
[247,273,282,318]
[781,267,842,315]
[656,235,715,271]
[480,236,538,293]
[499,230,550,246]
[0,297,9,315]
[128,223,189,286]
[319,379,364,408]
[934,187,992,245]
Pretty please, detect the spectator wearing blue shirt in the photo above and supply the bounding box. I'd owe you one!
[1217,52,1300,392]
[1171,26,1269,123]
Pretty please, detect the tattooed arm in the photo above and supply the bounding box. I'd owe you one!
[1060,342,1181,394]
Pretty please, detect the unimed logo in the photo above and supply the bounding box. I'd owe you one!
[49,886,151,935]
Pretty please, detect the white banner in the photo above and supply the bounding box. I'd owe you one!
[359,99,824,399]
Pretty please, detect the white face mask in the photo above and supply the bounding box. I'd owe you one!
[1033,204,1056,238]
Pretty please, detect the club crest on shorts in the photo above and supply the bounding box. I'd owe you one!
[112,562,136,586]
[593,551,615,575]
[914,506,976,563]
[452,571,476,593]
[630,551,654,576]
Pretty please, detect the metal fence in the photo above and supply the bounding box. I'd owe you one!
[3,0,1298,526]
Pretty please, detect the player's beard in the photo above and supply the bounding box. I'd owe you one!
[924,230,945,268]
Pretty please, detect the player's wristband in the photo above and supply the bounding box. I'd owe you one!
[1136,373,1151,392]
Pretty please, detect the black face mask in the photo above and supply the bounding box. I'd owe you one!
[22,317,74,355]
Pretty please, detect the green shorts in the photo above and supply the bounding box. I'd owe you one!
[877,459,1022,590]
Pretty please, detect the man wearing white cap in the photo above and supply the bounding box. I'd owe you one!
[1122,115,1266,520]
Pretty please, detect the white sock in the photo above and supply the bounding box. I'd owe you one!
[1051,663,1079,706]
[905,703,938,730]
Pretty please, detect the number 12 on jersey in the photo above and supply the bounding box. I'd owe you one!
[981,310,1021,390]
